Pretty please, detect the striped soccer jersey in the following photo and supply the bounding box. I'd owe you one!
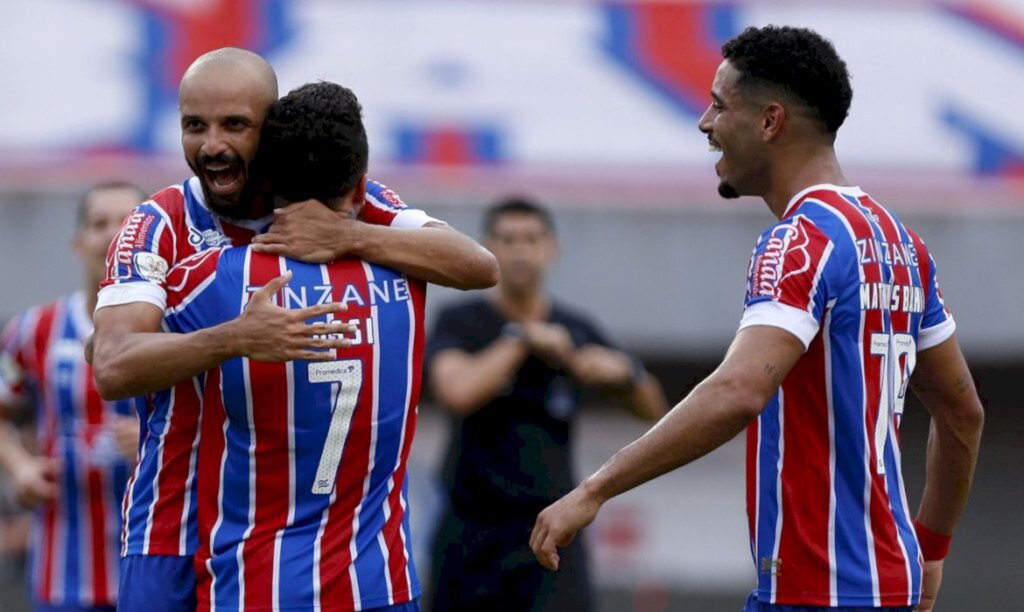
[97,176,435,557]
[0,291,134,607]
[738,184,956,607]
[164,247,425,611]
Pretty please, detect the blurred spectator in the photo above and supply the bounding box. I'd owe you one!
[426,197,668,611]
[0,183,142,611]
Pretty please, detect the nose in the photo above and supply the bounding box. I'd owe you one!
[200,126,230,158]
[697,105,713,135]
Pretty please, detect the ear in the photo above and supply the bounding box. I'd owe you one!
[762,102,786,142]
[351,173,368,208]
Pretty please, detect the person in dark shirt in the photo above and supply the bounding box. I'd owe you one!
[426,198,668,611]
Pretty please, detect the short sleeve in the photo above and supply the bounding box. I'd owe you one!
[917,249,956,350]
[425,305,476,364]
[361,180,443,229]
[737,215,835,350]
[97,200,176,312]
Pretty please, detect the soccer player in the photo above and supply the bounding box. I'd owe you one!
[91,49,496,609]
[0,183,143,611]
[166,81,424,610]
[426,198,668,611]
[530,26,984,612]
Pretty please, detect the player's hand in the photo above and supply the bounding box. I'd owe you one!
[110,415,140,462]
[230,271,356,362]
[12,455,61,508]
[252,199,364,263]
[530,483,603,571]
[917,559,944,611]
[568,345,634,387]
[522,322,575,367]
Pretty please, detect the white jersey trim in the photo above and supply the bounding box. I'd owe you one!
[739,300,820,350]
[918,317,956,351]
[95,282,167,313]
[389,208,441,229]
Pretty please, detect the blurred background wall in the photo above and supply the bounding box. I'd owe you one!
[1,1,1021,610]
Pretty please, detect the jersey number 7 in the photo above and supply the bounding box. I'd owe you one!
[311,359,364,494]
[869,333,916,475]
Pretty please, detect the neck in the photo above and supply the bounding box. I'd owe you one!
[762,145,849,219]
[493,285,550,321]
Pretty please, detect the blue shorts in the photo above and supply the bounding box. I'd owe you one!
[34,604,115,612]
[118,555,196,612]
[744,591,913,612]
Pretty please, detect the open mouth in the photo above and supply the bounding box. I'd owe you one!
[204,163,244,195]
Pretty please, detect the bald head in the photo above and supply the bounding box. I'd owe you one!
[180,47,278,104]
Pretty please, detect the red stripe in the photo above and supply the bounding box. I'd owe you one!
[380,279,427,597]
[635,5,722,110]
[146,379,201,554]
[240,253,290,608]
[87,468,110,604]
[34,304,58,602]
[318,260,376,606]
[775,333,831,605]
[194,368,226,610]
[745,419,759,557]
[775,218,833,312]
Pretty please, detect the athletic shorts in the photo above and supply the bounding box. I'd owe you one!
[117,555,196,612]
[744,591,914,612]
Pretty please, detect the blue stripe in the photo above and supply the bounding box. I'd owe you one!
[355,265,412,601]
[56,313,81,602]
[755,396,781,595]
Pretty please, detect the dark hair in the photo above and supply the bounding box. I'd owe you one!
[255,81,368,204]
[77,181,147,229]
[722,26,852,134]
[483,197,556,236]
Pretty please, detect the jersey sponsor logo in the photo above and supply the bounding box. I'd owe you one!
[187,226,231,249]
[114,211,157,265]
[752,221,812,300]
[133,252,170,284]
[377,184,407,209]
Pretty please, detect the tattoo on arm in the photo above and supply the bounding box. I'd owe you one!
[953,376,971,395]
[762,363,782,387]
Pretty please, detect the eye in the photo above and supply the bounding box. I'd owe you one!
[182,118,204,133]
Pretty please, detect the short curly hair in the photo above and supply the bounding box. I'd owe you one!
[256,81,368,204]
[722,26,853,134]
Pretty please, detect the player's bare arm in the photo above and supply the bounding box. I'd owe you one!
[251,199,499,289]
[530,325,804,570]
[429,340,532,417]
[567,344,668,421]
[93,272,355,400]
[907,333,984,612]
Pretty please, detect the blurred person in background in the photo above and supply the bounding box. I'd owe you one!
[0,183,142,612]
[530,26,984,612]
[426,198,668,611]
[89,47,497,610]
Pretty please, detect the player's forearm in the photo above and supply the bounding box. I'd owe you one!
[915,406,983,534]
[585,373,762,503]
[0,423,33,475]
[93,324,238,400]
[351,224,498,290]
[430,341,530,416]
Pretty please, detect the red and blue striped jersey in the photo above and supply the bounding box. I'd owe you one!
[738,184,955,608]
[0,291,134,607]
[101,177,436,558]
[162,247,425,611]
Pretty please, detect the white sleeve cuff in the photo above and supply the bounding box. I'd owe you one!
[96,282,168,314]
[918,317,956,351]
[390,209,444,229]
[738,300,820,351]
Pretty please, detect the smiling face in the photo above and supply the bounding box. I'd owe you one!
[179,62,276,217]
[697,60,771,200]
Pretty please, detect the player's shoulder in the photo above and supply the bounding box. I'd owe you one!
[141,182,190,215]
[437,296,491,319]
[364,179,409,211]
